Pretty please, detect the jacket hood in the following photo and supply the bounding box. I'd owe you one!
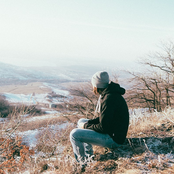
[103,81,125,95]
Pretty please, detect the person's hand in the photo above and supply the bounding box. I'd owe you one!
[78,122,86,129]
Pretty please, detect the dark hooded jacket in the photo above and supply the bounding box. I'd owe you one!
[84,81,129,144]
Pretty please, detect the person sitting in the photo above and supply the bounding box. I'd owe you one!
[70,71,129,166]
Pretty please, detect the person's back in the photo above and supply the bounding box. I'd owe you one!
[98,81,129,144]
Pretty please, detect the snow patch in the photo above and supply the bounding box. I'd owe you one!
[45,110,59,114]
[18,122,73,148]
[20,129,39,148]
[49,122,73,131]
[43,83,69,96]
[0,117,7,123]
[3,93,49,104]
[27,114,60,122]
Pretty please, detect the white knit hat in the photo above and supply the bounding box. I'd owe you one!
[91,71,109,88]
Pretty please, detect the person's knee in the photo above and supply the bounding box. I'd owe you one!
[70,128,79,141]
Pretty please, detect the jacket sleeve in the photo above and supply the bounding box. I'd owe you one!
[87,117,99,124]
[84,95,117,133]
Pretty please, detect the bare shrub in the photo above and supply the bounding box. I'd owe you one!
[0,136,34,173]
[64,82,98,119]
[0,95,44,118]
[0,96,13,118]
[11,105,44,117]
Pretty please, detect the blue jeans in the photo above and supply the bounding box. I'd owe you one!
[70,118,120,163]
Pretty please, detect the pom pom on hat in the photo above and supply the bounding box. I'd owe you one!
[91,71,109,88]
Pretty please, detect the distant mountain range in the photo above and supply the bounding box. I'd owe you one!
[0,62,103,85]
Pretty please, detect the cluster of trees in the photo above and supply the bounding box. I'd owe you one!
[126,41,174,112]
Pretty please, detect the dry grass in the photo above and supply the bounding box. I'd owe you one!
[1,104,174,173]
[128,107,174,138]
[44,107,174,174]
[17,115,76,132]
[22,107,174,174]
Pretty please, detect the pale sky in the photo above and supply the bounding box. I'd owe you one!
[0,0,174,69]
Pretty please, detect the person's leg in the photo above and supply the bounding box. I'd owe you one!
[70,118,93,162]
[77,118,93,157]
[70,128,119,163]
[70,128,87,163]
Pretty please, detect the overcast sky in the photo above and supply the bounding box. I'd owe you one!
[0,0,174,69]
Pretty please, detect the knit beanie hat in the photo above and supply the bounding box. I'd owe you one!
[91,71,109,88]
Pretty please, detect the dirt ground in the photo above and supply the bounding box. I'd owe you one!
[0,81,88,95]
[0,82,52,94]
